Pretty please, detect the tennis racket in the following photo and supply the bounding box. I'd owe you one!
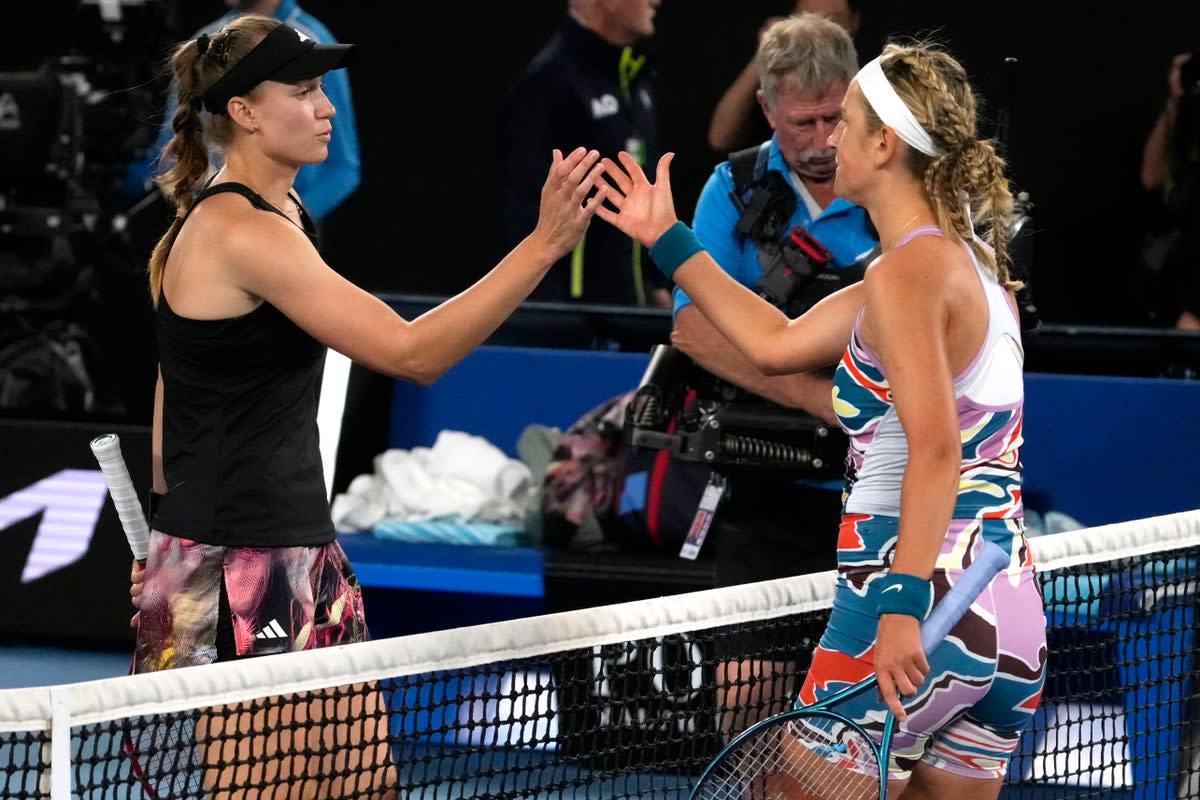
[90,434,201,796]
[89,433,151,564]
[691,540,1010,800]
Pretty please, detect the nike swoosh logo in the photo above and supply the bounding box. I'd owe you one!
[882,585,903,594]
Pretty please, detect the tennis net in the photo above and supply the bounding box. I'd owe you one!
[2,509,1199,799]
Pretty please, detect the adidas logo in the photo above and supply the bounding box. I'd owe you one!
[255,618,288,641]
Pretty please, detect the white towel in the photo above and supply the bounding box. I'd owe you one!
[331,431,535,533]
[424,431,533,498]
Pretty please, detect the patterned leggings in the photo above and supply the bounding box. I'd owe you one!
[798,513,1047,781]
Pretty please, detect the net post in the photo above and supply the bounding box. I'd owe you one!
[48,686,72,800]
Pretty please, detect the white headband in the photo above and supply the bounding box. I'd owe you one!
[855,57,942,157]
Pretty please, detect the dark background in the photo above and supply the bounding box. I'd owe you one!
[309,0,1198,322]
[2,0,1198,421]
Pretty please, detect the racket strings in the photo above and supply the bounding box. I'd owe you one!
[122,710,205,798]
[700,717,882,800]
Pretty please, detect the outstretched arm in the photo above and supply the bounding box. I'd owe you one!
[597,152,860,375]
[236,148,606,385]
[1141,52,1190,192]
[707,15,786,153]
[707,62,762,153]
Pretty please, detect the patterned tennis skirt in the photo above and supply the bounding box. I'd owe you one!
[134,530,369,673]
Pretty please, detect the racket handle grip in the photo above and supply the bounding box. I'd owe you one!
[90,433,151,563]
[919,540,1009,653]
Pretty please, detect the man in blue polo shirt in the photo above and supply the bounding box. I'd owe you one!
[671,13,876,738]
[125,0,359,224]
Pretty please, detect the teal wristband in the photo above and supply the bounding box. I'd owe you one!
[875,572,934,620]
[648,221,704,279]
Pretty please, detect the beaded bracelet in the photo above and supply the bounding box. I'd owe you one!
[875,572,934,620]
[648,221,704,279]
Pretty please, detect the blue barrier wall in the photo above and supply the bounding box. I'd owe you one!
[1022,373,1200,526]
[384,345,1200,528]
[388,346,651,458]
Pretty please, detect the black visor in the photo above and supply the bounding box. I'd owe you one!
[202,23,354,114]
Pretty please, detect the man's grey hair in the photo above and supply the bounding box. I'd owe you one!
[755,12,858,107]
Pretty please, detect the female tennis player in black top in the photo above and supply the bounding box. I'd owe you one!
[128,14,605,798]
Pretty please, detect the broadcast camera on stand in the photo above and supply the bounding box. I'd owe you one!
[0,1,175,224]
[0,0,177,414]
[0,61,101,412]
[626,343,847,477]
[0,64,94,236]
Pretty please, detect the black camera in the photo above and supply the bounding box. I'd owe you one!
[0,2,174,217]
[625,344,848,476]
[0,1,180,415]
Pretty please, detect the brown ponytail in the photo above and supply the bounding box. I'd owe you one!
[147,15,278,304]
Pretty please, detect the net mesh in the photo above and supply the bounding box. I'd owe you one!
[2,509,1199,799]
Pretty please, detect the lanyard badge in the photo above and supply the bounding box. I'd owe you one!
[679,472,727,560]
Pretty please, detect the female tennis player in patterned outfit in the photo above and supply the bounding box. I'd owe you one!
[596,39,1046,800]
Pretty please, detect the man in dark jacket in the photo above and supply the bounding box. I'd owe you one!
[499,0,670,307]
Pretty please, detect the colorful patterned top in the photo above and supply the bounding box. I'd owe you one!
[832,226,1024,523]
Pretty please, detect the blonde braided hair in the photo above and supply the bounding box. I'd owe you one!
[861,42,1021,290]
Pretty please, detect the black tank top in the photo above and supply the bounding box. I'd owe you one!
[153,182,335,547]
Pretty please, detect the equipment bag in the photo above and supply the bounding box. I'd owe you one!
[541,390,711,553]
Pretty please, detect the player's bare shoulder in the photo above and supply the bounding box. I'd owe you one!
[864,235,966,301]
[187,194,315,287]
